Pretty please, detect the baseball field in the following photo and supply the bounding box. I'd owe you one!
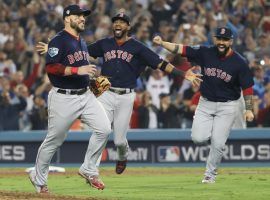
[0,167,269,200]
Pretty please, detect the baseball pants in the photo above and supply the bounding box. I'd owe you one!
[191,96,239,177]
[34,87,111,185]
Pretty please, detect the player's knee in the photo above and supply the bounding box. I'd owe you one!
[212,142,225,151]
[191,135,209,145]
[101,125,111,136]
[114,140,127,147]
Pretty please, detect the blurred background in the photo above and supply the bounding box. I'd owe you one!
[0,0,270,131]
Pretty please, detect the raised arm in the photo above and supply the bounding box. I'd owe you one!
[153,36,184,54]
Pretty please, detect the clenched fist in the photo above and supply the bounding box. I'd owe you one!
[153,36,163,46]
[244,110,254,122]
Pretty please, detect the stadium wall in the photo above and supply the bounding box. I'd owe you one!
[0,129,270,166]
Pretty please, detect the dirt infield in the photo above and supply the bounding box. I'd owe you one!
[0,169,108,200]
[0,191,103,200]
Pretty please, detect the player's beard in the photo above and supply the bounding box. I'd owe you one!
[216,44,230,57]
[70,20,85,33]
[113,29,128,39]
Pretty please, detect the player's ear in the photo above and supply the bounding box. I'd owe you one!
[127,25,131,31]
[64,16,70,23]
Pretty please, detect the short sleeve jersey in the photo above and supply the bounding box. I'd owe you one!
[87,37,163,88]
[46,30,90,89]
[183,45,254,101]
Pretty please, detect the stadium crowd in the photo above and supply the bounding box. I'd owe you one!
[0,0,270,131]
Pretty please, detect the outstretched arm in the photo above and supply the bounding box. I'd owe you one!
[157,61,202,87]
[153,36,184,54]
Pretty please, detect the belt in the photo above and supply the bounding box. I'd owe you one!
[202,96,233,102]
[109,87,134,95]
[57,88,88,95]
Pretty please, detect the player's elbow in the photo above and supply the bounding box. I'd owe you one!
[45,63,65,75]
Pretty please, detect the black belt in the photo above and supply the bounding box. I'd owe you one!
[202,96,233,102]
[57,88,88,95]
[109,88,134,95]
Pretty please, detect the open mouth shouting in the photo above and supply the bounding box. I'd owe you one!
[114,27,123,37]
[217,44,226,52]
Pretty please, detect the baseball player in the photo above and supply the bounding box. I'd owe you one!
[36,13,202,174]
[153,27,254,183]
[88,13,202,174]
[29,5,111,193]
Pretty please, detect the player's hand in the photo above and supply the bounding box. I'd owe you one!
[244,110,254,122]
[185,66,203,87]
[153,36,163,46]
[78,65,97,77]
[36,42,48,54]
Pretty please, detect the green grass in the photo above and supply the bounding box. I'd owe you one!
[0,167,270,200]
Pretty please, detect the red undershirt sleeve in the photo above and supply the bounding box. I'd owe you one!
[45,63,66,75]
[243,87,253,96]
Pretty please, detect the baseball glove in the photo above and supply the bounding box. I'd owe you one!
[90,76,111,97]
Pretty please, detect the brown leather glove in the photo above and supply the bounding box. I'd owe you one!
[90,76,111,97]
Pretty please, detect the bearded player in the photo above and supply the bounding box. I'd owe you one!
[153,27,254,183]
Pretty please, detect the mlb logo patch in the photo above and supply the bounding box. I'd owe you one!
[157,146,180,162]
[48,47,59,57]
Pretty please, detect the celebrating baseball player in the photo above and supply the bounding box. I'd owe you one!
[36,13,202,175]
[29,4,111,193]
[153,27,254,183]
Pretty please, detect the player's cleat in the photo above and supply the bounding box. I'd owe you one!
[115,159,127,174]
[78,171,105,190]
[202,176,215,184]
[28,171,50,194]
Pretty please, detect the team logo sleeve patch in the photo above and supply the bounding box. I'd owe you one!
[48,47,59,57]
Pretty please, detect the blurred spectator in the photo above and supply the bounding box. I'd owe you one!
[158,93,180,128]
[178,84,198,128]
[34,74,52,103]
[15,84,34,131]
[252,65,269,109]
[29,95,48,130]
[257,89,270,127]
[146,70,172,109]
[0,51,16,76]
[0,89,27,131]
[138,91,158,128]
[130,89,143,128]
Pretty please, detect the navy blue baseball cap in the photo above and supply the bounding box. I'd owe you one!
[214,27,233,39]
[63,4,91,19]
[112,13,130,25]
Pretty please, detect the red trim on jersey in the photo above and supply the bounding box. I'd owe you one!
[182,46,187,56]
[115,37,131,46]
[220,49,234,60]
[63,30,79,41]
[46,63,66,75]
[243,87,253,96]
